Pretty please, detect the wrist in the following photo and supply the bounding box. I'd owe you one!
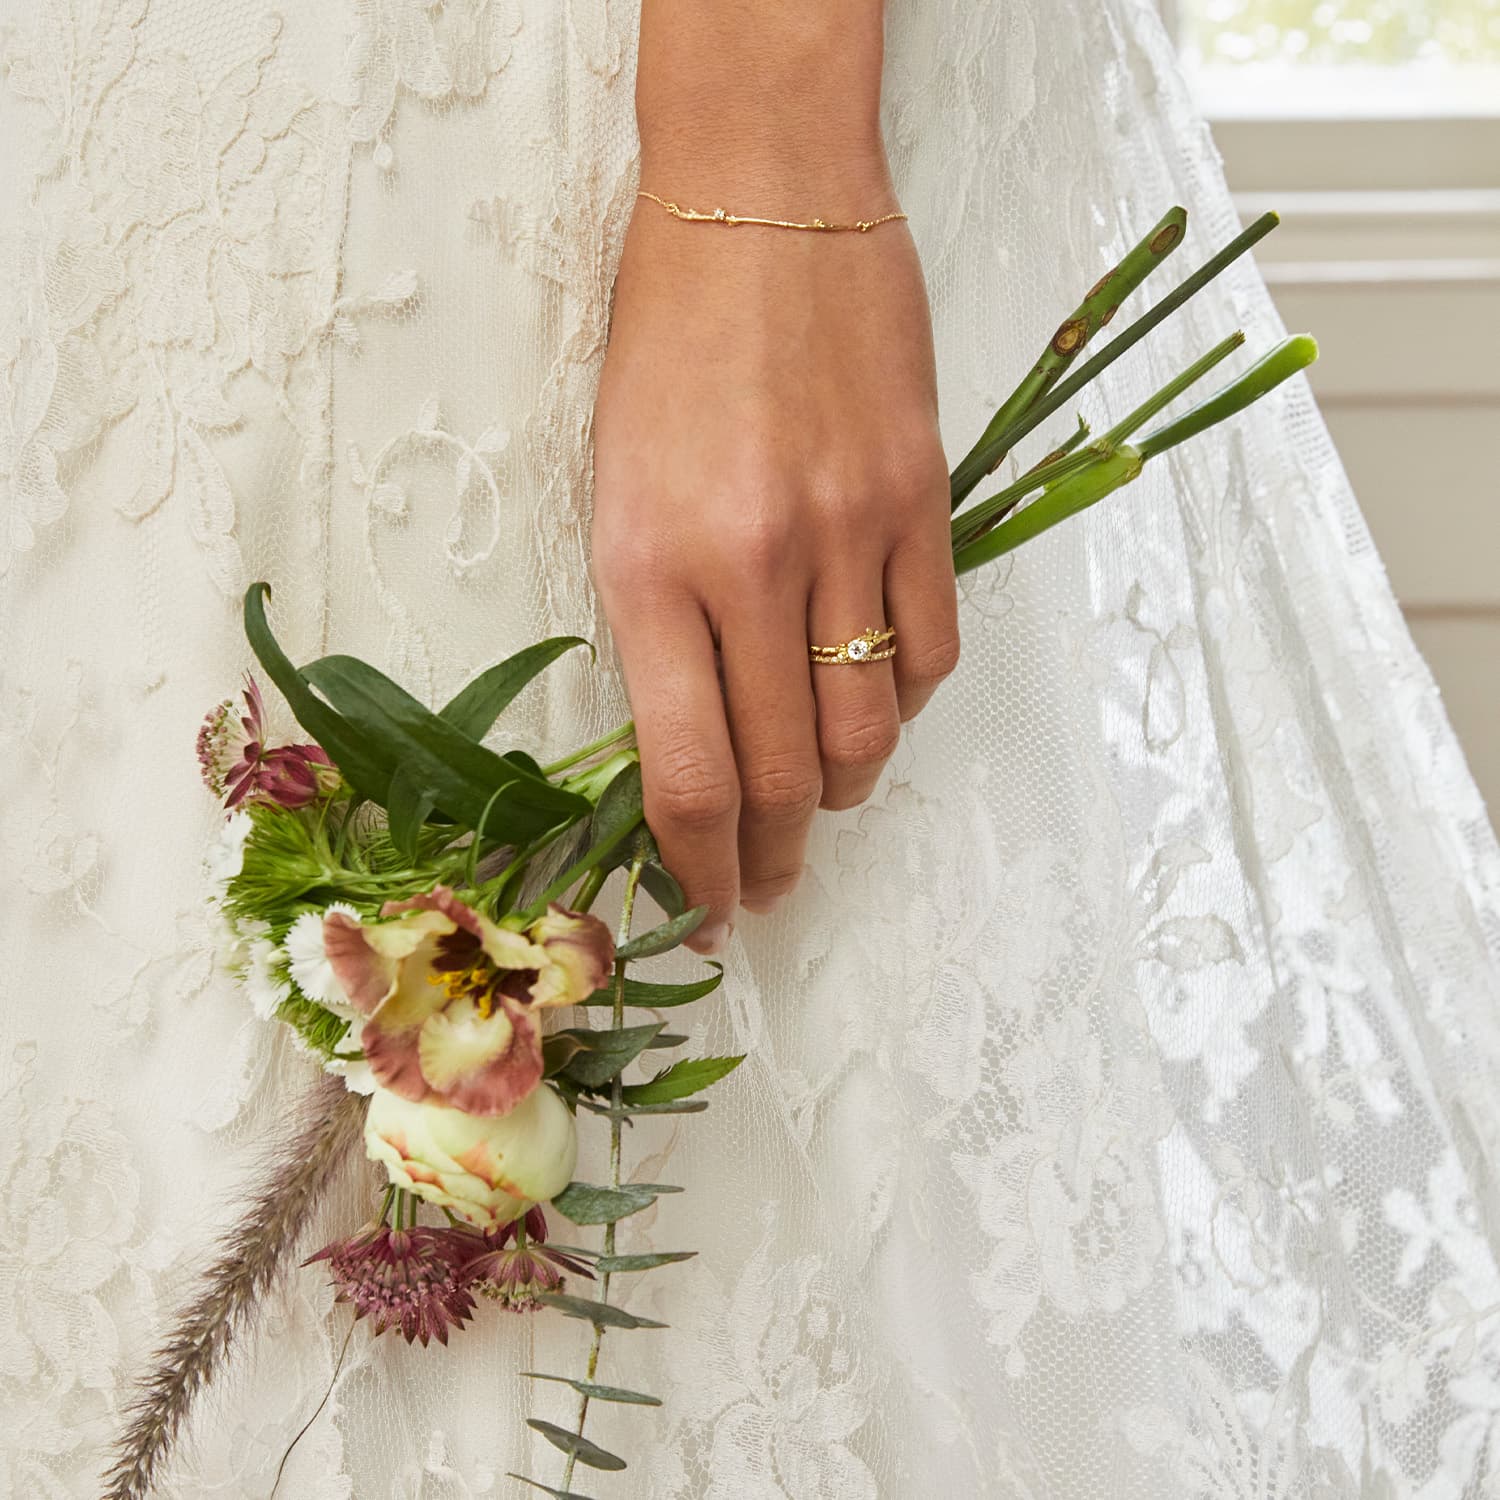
[636,2,889,207]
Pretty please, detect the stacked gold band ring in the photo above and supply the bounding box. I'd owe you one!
[809,626,897,666]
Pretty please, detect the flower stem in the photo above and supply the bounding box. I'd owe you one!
[571,864,610,914]
[541,721,637,777]
[950,210,1280,509]
[560,853,646,1493]
[948,205,1190,507]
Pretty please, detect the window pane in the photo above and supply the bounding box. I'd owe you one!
[1180,0,1500,67]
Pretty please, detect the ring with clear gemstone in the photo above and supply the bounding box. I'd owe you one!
[809,626,897,666]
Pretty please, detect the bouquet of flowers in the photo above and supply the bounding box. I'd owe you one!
[105,205,1315,1499]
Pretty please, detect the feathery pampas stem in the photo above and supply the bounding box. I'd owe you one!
[101,1076,367,1500]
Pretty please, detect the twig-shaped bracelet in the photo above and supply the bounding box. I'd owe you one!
[637,190,907,234]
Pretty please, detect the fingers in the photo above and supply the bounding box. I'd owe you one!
[612,596,741,955]
[884,526,962,723]
[719,587,822,915]
[808,568,902,812]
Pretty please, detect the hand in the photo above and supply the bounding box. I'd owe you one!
[591,164,960,954]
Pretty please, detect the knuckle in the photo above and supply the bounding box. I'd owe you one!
[822,709,901,773]
[880,432,948,504]
[648,749,740,831]
[593,525,665,596]
[906,629,962,684]
[722,504,796,577]
[742,866,803,907]
[820,781,874,813]
[740,757,822,822]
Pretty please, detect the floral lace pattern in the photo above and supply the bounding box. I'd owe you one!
[4,0,1500,1495]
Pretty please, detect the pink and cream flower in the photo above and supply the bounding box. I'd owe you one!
[364,1085,578,1229]
[323,886,613,1117]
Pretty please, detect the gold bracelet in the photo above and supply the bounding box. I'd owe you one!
[637,190,907,235]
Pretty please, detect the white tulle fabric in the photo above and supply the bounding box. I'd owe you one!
[5,1,1500,1495]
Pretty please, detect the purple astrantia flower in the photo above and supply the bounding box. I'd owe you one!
[304,1222,480,1346]
[196,674,333,811]
[463,1207,594,1311]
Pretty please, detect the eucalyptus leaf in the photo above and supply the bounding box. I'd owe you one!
[550,1181,661,1225]
[542,1033,593,1077]
[521,1373,662,1406]
[637,859,685,918]
[593,1251,697,1273]
[578,1098,711,1119]
[580,966,724,1009]
[242,584,395,802]
[300,653,588,840]
[620,1055,744,1106]
[535,1292,667,1330]
[440,637,591,740]
[615,906,707,961]
[525,1419,627,1472]
[506,1475,599,1500]
[553,1022,666,1090]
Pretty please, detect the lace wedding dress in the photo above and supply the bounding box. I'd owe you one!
[6,0,1500,1495]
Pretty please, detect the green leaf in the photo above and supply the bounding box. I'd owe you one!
[521,773,646,917]
[620,1055,745,1106]
[385,768,436,862]
[521,1373,662,1406]
[593,1251,697,1273]
[525,1419,628,1472]
[274,993,350,1059]
[242,584,396,803]
[580,965,724,1009]
[552,1022,666,1090]
[506,1475,599,1500]
[440,637,591,740]
[535,1293,667,1330]
[638,860,686,917]
[615,907,707,961]
[590,760,643,861]
[550,1182,662,1225]
[542,1033,593,1077]
[300,653,588,841]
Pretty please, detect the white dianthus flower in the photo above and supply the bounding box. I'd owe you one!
[246,935,292,1020]
[326,1051,377,1095]
[284,902,361,1007]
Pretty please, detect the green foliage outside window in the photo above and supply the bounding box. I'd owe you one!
[1182,0,1500,66]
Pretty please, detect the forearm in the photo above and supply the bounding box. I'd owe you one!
[636,0,891,202]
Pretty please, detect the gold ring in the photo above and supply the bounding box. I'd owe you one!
[809,626,896,666]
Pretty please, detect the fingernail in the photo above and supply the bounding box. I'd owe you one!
[692,921,732,955]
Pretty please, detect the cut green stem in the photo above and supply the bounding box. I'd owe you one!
[541,722,637,777]
[950,211,1280,509]
[1095,329,1245,450]
[952,332,1317,576]
[948,207,1189,507]
[1137,334,1318,460]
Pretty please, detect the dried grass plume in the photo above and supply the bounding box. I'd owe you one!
[102,1076,367,1500]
